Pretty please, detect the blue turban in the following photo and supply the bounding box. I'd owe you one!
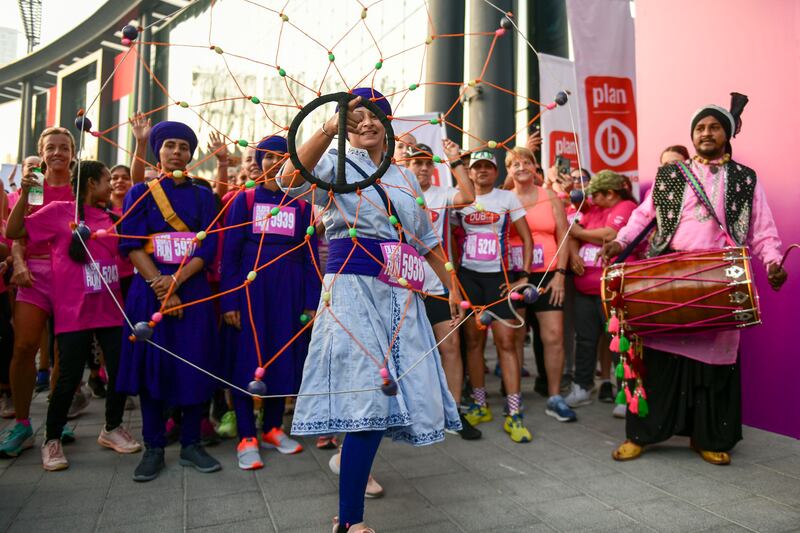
[149,121,198,158]
[255,136,288,170]
[348,87,392,118]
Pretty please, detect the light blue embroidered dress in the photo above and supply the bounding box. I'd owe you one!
[281,147,461,445]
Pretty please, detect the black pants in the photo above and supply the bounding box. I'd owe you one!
[625,347,742,452]
[573,291,606,390]
[0,294,13,386]
[46,327,126,441]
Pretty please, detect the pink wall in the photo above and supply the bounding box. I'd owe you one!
[634,0,800,438]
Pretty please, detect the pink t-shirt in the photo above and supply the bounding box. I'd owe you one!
[111,206,135,279]
[574,200,636,295]
[9,182,74,257]
[25,201,123,334]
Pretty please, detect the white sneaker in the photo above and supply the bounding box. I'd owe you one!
[564,383,593,408]
[67,386,91,419]
[612,403,627,418]
[328,452,340,475]
[0,396,15,419]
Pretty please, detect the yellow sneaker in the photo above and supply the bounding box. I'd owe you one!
[504,414,532,443]
[463,403,493,426]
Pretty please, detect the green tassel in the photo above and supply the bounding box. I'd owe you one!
[618,335,630,352]
[638,396,649,417]
[615,389,626,405]
[615,361,624,380]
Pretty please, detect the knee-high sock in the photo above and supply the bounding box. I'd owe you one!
[339,430,383,528]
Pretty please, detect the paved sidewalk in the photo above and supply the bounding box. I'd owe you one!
[1,354,799,532]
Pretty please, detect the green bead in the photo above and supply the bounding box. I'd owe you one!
[361,8,368,19]
[375,61,383,70]
[388,215,398,226]
[322,291,331,302]
[195,231,207,241]
[432,155,442,163]
[429,118,439,125]
[637,396,649,417]
[280,13,289,22]
[238,139,249,147]
[618,336,630,352]
[615,362,624,380]
[250,96,260,104]
[246,271,257,282]
[328,53,335,61]
[179,101,189,108]
[306,225,315,236]
[348,228,357,238]
[408,83,418,91]
[615,389,627,405]
[278,68,286,77]
[415,196,425,206]
[270,206,280,216]
[299,313,310,324]
[213,46,223,54]
[245,179,256,189]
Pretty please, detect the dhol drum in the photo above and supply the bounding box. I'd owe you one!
[602,247,761,336]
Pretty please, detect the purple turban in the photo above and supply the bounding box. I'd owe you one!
[347,87,393,118]
[255,136,288,170]
[149,121,198,158]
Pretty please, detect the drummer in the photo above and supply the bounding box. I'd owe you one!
[602,100,788,465]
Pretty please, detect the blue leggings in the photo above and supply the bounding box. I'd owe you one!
[232,392,285,439]
[339,430,383,529]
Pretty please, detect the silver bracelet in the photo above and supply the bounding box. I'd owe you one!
[320,122,335,139]
[145,273,161,284]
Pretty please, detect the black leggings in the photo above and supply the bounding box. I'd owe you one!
[46,327,126,441]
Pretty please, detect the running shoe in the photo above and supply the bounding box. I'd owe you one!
[260,428,303,454]
[133,446,165,482]
[88,375,107,399]
[0,422,34,457]
[124,396,138,411]
[61,426,76,444]
[0,396,15,419]
[98,426,142,454]
[612,403,627,419]
[564,383,593,408]
[41,439,68,471]
[67,387,91,419]
[316,435,339,449]
[598,381,614,403]
[457,414,482,440]
[179,443,221,473]
[216,411,237,439]
[463,403,493,427]
[503,414,532,443]
[545,395,577,422]
[236,437,264,470]
[365,476,384,499]
[34,370,50,393]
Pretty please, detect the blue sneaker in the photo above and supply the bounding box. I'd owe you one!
[545,395,577,422]
[35,370,50,393]
[0,422,35,457]
[61,426,76,444]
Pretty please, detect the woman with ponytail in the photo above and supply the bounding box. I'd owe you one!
[6,160,141,471]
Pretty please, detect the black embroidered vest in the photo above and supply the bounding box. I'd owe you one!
[648,160,757,257]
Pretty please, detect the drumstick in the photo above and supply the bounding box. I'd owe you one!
[779,244,799,269]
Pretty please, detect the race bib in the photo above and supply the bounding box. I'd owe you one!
[532,244,545,269]
[83,260,120,294]
[578,243,601,265]
[253,203,297,236]
[464,233,499,262]
[509,245,524,272]
[378,242,425,291]
[152,232,197,265]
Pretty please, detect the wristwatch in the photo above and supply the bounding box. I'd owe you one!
[450,160,464,169]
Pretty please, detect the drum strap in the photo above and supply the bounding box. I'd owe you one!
[676,161,735,246]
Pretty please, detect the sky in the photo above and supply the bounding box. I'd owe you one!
[0,0,105,59]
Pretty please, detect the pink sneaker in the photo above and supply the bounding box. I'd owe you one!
[41,439,69,471]
[98,426,142,454]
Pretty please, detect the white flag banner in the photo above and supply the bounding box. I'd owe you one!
[392,112,451,187]
[567,0,639,190]
[538,54,580,171]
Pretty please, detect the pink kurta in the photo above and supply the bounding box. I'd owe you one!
[615,160,782,364]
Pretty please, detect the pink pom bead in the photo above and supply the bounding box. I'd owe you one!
[495,28,506,36]
[459,300,471,310]
[379,367,389,379]
[122,38,132,46]
[254,367,265,379]
[90,131,100,137]
[637,386,647,400]
[95,229,108,238]
[509,292,522,301]
[607,316,620,334]
[150,312,163,323]
[546,102,557,110]
[609,336,620,352]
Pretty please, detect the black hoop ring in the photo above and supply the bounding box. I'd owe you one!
[286,92,395,194]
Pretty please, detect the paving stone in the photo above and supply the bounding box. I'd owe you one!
[618,497,731,532]
[188,517,276,532]
[659,474,753,507]
[7,513,97,533]
[16,486,106,520]
[439,495,539,531]
[98,490,183,528]
[260,470,336,503]
[186,490,269,529]
[0,482,35,510]
[578,472,665,505]
[492,474,583,505]
[705,496,800,532]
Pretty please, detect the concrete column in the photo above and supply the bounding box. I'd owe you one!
[17,80,34,161]
[468,0,514,183]
[136,9,153,113]
[424,0,465,143]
